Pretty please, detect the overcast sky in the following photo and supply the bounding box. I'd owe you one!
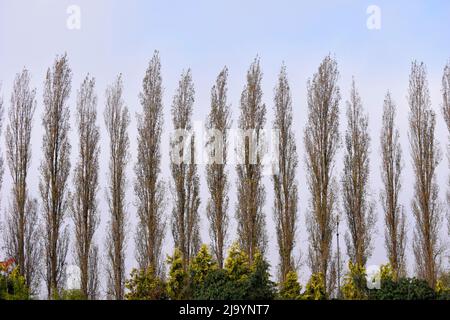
[0,0,449,296]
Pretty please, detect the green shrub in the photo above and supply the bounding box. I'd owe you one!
[125,268,167,300]
[0,267,30,300]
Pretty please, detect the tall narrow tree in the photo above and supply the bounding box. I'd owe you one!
[104,75,130,300]
[304,55,340,293]
[442,62,450,212]
[272,65,298,283]
[205,67,231,268]
[236,58,267,264]
[170,69,201,269]
[342,79,376,267]
[171,69,200,270]
[409,61,443,288]
[71,75,100,299]
[135,51,166,274]
[0,84,3,203]
[40,54,72,298]
[4,69,40,293]
[380,92,406,279]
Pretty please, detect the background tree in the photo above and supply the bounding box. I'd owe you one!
[71,75,100,299]
[236,58,267,264]
[272,64,298,283]
[408,61,443,288]
[304,55,340,293]
[135,51,166,274]
[104,75,130,300]
[442,62,450,214]
[0,83,3,222]
[205,67,231,268]
[39,54,72,298]
[380,92,406,279]
[170,69,201,269]
[342,79,376,267]
[3,70,40,293]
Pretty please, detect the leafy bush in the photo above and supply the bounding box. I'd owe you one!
[0,267,30,300]
[341,262,367,300]
[125,268,167,300]
[371,277,435,300]
[60,289,86,300]
[279,271,302,300]
[189,244,218,287]
[166,248,189,300]
[246,252,276,300]
[194,269,249,300]
[302,272,327,300]
[192,243,275,300]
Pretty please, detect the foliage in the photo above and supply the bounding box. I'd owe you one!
[166,248,188,300]
[0,267,30,300]
[372,277,435,300]
[302,272,327,300]
[193,269,248,300]
[193,244,275,300]
[224,242,251,283]
[247,251,276,300]
[341,262,367,300]
[279,270,302,300]
[125,268,167,300]
[379,264,395,282]
[59,289,86,300]
[434,272,450,299]
[189,244,218,286]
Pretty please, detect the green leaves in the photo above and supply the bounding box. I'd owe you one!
[166,248,188,300]
[0,267,30,300]
[279,271,302,300]
[189,244,218,286]
[302,272,327,300]
[125,268,167,300]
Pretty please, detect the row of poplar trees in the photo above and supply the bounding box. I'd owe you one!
[0,52,449,299]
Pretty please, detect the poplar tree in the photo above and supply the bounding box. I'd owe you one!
[342,79,375,267]
[380,92,406,278]
[104,75,130,300]
[40,54,72,298]
[442,62,450,212]
[304,55,341,293]
[170,69,201,269]
[71,75,100,299]
[135,51,166,274]
[409,61,443,288]
[205,67,231,268]
[4,70,40,293]
[236,58,267,264]
[272,65,298,283]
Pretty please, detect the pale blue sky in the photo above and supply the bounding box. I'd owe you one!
[0,0,449,295]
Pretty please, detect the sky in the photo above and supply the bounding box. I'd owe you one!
[0,0,449,297]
